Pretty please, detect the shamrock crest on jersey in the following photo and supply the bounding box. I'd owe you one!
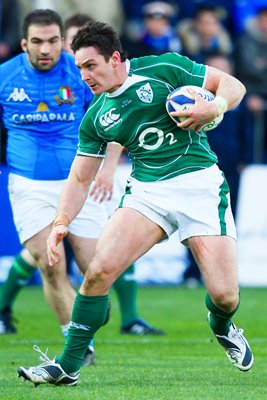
[136,83,153,103]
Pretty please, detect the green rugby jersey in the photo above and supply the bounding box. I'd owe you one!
[78,52,218,182]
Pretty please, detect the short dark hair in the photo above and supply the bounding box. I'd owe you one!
[22,9,64,39]
[71,20,127,62]
[64,13,94,34]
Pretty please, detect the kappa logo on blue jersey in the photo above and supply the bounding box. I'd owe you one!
[6,88,32,102]
[136,83,153,104]
[55,86,74,105]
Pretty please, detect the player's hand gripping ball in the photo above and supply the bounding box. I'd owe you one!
[166,85,224,131]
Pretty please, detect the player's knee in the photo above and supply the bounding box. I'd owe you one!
[36,253,63,284]
[211,287,239,313]
[83,255,114,291]
[39,264,61,285]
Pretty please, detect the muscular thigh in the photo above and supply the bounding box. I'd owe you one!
[92,207,165,280]
[67,234,97,275]
[188,235,239,294]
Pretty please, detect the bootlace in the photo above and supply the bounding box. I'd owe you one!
[33,345,53,364]
[230,324,244,341]
[227,325,244,361]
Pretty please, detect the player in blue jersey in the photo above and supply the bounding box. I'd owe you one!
[0,9,163,349]
[0,8,110,366]
[18,21,253,386]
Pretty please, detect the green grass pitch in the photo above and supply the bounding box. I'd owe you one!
[1,285,266,400]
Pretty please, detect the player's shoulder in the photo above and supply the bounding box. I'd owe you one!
[0,54,26,92]
[130,52,187,71]
[85,93,106,114]
[0,53,24,75]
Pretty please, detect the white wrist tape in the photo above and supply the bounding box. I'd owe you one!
[213,96,228,116]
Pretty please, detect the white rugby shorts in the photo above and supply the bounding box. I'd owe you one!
[120,164,237,243]
[8,173,108,243]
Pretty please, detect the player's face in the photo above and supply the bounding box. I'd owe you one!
[21,24,63,71]
[75,46,122,95]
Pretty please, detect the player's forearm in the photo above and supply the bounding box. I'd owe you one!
[54,155,102,226]
[215,74,246,112]
[54,175,90,226]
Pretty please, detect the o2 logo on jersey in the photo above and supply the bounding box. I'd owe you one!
[100,108,120,127]
[139,127,177,150]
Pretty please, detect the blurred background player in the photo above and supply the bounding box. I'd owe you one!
[0,11,164,339]
[0,9,114,366]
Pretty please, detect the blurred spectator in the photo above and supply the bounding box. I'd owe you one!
[234,0,267,34]
[121,1,182,58]
[177,5,233,63]
[235,7,267,111]
[235,6,267,162]
[121,1,235,38]
[0,0,21,63]
[178,1,235,34]
[121,0,178,40]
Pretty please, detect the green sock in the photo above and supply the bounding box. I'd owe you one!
[206,293,239,335]
[113,264,138,325]
[0,254,36,312]
[57,293,109,373]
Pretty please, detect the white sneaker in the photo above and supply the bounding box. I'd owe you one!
[208,313,254,371]
[18,345,79,386]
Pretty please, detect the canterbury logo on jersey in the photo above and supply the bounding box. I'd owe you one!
[6,88,32,102]
[69,321,91,331]
[100,108,121,127]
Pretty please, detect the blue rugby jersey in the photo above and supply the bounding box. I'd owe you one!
[0,52,93,180]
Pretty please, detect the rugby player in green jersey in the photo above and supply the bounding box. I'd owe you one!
[18,20,254,386]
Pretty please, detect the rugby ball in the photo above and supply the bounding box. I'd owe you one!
[166,85,224,131]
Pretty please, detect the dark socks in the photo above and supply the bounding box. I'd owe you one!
[206,293,239,335]
[57,293,109,373]
[0,254,35,312]
[113,264,138,326]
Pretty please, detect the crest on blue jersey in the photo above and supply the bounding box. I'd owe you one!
[55,86,74,105]
[136,83,153,103]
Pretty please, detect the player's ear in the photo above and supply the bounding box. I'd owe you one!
[111,51,121,66]
[21,38,27,52]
